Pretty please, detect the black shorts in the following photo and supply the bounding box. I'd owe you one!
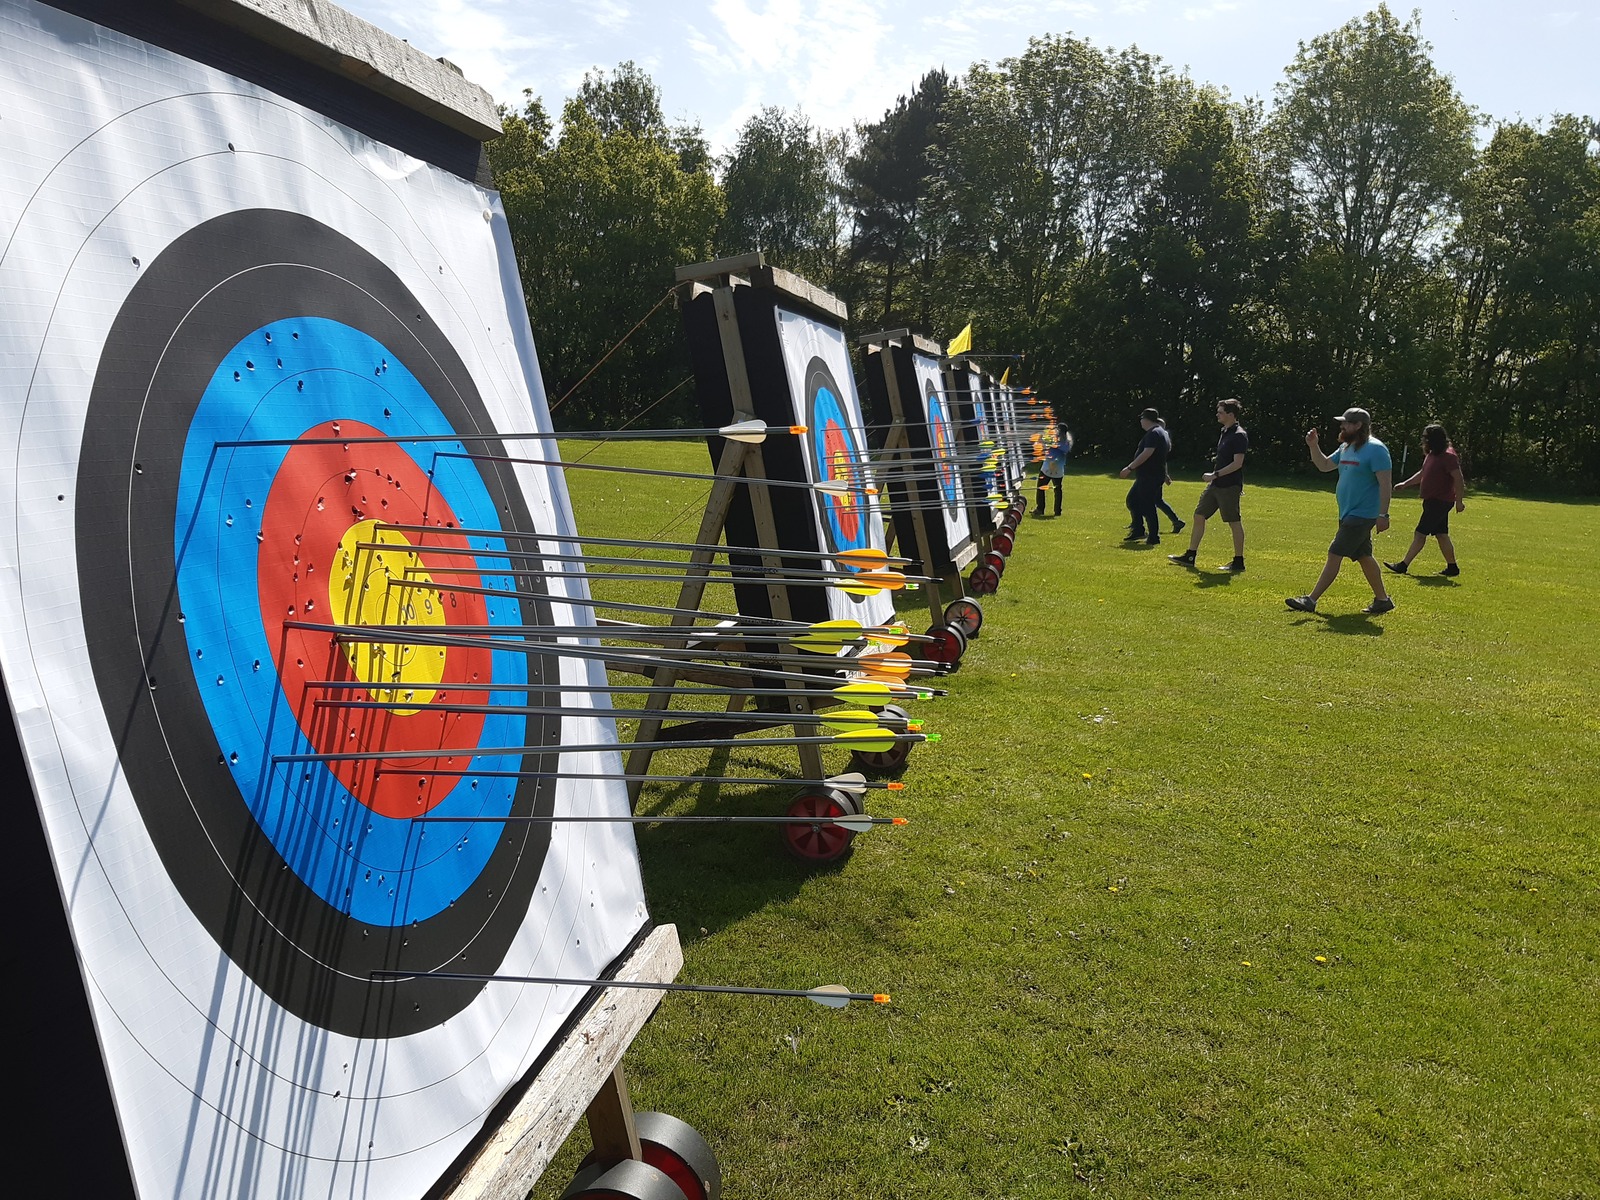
[1329,517,1376,560]
[1416,499,1451,536]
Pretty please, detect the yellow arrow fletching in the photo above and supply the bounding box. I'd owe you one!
[870,625,910,648]
[852,571,906,592]
[821,708,883,732]
[836,727,896,753]
[790,618,864,654]
[831,681,893,704]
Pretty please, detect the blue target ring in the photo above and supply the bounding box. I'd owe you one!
[804,361,871,556]
[925,385,961,507]
[175,318,527,924]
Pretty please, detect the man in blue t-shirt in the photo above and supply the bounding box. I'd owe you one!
[1285,407,1396,615]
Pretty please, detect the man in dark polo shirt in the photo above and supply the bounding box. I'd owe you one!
[1168,398,1248,571]
[1119,408,1171,544]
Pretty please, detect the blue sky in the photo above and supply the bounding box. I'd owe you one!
[342,0,1597,151]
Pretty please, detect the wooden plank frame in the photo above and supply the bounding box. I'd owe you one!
[433,925,685,1200]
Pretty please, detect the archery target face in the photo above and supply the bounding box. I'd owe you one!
[772,308,893,628]
[0,5,646,1198]
[911,351,970,553]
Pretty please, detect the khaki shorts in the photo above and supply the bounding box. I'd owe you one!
[1195,484,1242,523]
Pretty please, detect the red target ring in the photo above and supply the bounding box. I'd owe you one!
[258,420,493,818]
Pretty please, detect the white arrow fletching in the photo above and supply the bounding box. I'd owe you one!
[830,814,876,833]
[814,479,854,496]
[807,984,853,1009]
[719,418,769,443]
[823,771,868,794]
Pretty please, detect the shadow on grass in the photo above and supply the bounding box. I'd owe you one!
[1193,570,1235,587]
[1413,575,1460,588]
[630,746,877,937]
[1288,612,1385,636]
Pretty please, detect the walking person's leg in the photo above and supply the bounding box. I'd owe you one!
[1357,556,1390,603]
[1137,481,1161,544]
[1125,482,1147,538]
[1438,533,1459,573]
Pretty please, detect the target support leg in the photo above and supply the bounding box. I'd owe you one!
[586,1066,644,1167]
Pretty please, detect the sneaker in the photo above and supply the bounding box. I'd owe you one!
[1441,564,1460,577]
[1124,530,1145,541]
[1168,551,1196,565]
[1383,560,1408,574]
[1220,559,1245,573]
[1285,595,1317,613]
[1145,536,1161,545]
[1363,596,1396,615]
[1171,519,1186,534]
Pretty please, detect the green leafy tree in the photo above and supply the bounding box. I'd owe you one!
[844,69,950,329]
[488,67,722,429]
[1449,115,1600,481]
[1268,5,1475,418]
[718,107,838,284]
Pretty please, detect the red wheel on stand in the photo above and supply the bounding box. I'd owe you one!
[921,622,968,667]
[561,1158,685,1200]
[638,1113,722,1200]
[944,597,984,637]
[967,564,1000,595]
[575,1114,722,1200]
[983,550,1007,576]
[990,530,1014,556]
[782,787,861,863]
[849,703,915,773]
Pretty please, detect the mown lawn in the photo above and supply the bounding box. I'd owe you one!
[533,443,1599,1200]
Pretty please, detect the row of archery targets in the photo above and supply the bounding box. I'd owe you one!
[0,4,1060,1200]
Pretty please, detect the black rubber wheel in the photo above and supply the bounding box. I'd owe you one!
[943,597,984,637]
[561,1158,686,1200]
[967,564,1000,595]
[990,529,1014,556]
[849,704,915,773]
[921,622,968,667]
[782,787,861,863]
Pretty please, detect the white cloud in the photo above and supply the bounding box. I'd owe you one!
[1183,1,1240,20]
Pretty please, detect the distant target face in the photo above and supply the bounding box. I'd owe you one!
[925,380,961,507]
[803,357,872,572]
[76,210,560,1038]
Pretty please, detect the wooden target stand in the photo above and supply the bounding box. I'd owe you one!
[620,255,837,806]
[858,329,978,628]
[431,926,704,1200]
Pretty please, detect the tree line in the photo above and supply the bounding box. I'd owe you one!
[487,5,1599,489]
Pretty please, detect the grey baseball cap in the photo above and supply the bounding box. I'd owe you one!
[1336,407,1371,424]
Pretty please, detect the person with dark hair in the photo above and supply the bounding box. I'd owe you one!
[1168,398,1247,571]
[1034,429,1072,517]
[1385,423,1465,576]
[1119,408,1171,544]
[1285,407,1395,615]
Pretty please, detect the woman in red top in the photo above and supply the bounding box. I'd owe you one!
[1385,423,1466,576]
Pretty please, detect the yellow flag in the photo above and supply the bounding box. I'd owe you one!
[946,323,972,357]
[999,367,1010,387]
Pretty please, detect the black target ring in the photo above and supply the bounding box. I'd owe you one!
[76,209,561,1038]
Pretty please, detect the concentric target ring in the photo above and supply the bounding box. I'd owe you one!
[76,208,560,1038]
[803,355,873,600]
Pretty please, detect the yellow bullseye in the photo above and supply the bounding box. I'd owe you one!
[331,519,447,714]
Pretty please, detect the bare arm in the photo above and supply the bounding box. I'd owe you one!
[1305,430,1337,472]
[1120,447,1154,478]
[1376,470,1392,532]
[1452,466,1466,509]
[1394,469,1423,490]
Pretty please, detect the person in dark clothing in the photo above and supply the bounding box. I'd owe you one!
[1168,398,1248,571]
[1152,418,1185,535]
[1119,408,1171,544]
[1385,423,1465,576]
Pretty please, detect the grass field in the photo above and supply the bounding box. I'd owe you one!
[533,444,1599,1200]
